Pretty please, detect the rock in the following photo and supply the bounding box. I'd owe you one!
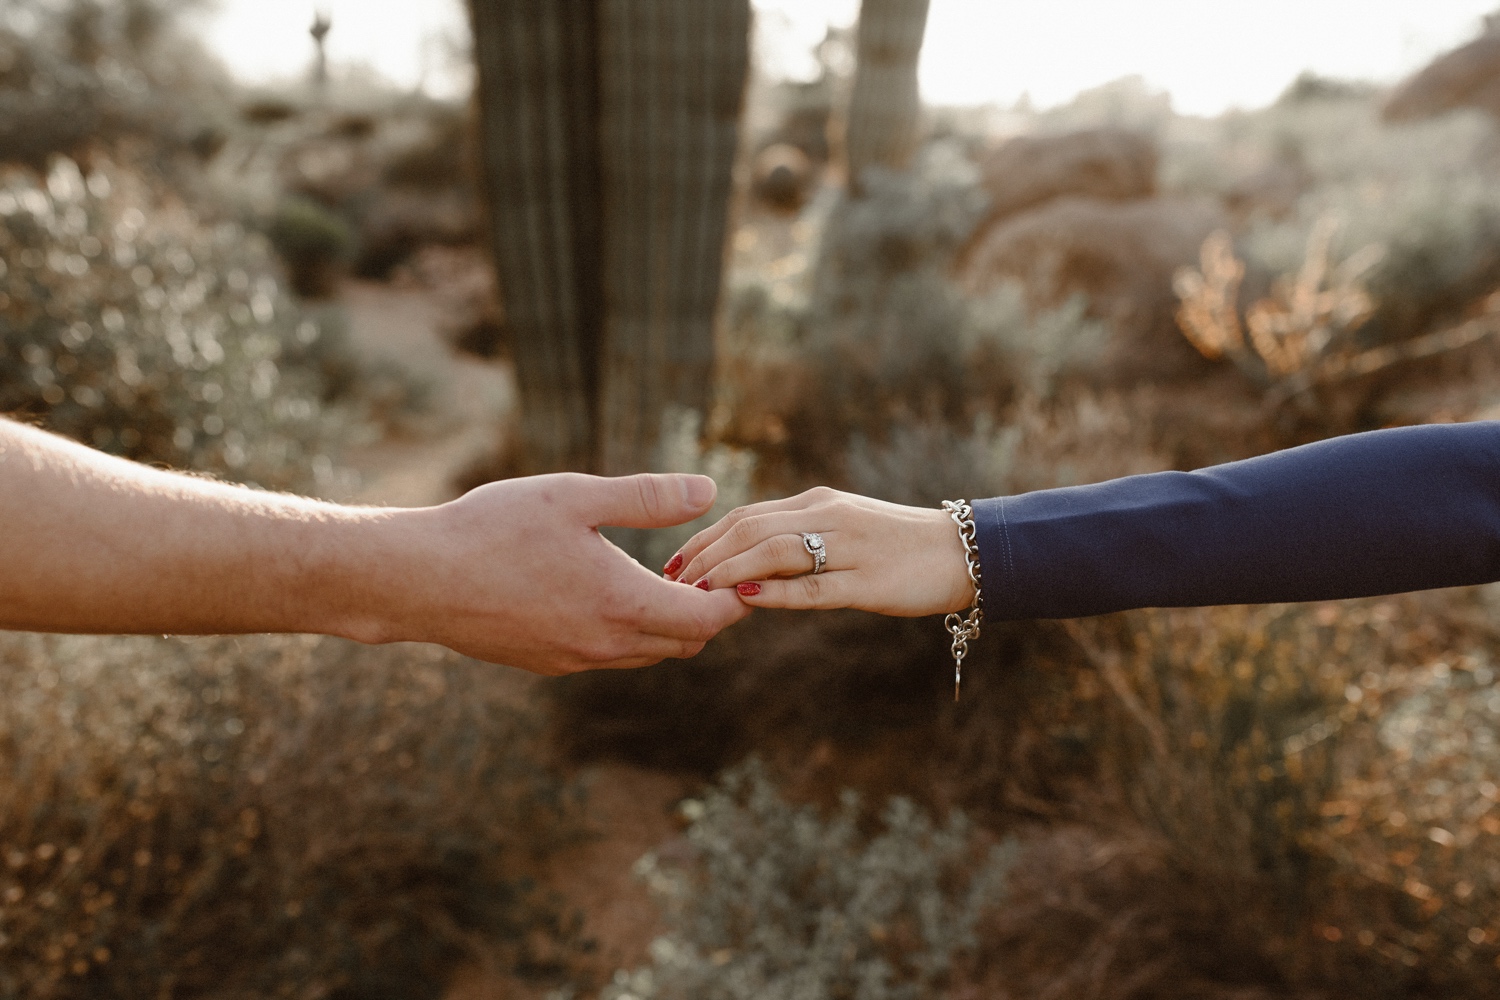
[1222,157,1311,221]
[1384,29,1500,122]
[751,142,813,212]
[959,196,1225,379]
[975,127,1158,226]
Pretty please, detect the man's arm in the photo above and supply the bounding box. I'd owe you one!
[0,418,749,673]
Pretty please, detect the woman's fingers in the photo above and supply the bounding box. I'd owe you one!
[678,509,844,586]
[665,487,838,580]
[729,571,855,610]
[694,531,847,590]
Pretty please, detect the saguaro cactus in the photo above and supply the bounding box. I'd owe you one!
[469,0,604,473]
[468,0,749,475]
[842,0,931,193]
[596,0,751,474]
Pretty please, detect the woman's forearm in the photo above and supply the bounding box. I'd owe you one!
[973,421,1500,620]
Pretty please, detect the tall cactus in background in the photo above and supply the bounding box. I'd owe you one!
[468,0,603,473]
[596,0,750,474]
[842,0,931,194]
[468,0,749,475]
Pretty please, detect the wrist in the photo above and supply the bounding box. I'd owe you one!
[934,502,980,614]
[906,505,977,615]
[294,504,437,647]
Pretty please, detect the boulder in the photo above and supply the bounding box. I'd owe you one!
[975,127,1158,226]
[1384,29,1500,122]
[960,196,1225,379]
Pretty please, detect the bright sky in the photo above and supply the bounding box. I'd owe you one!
[202,0,1500,116]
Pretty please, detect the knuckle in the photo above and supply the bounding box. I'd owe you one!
[806,486,839,504]
[827,497,860,519]
[692,612,720,642]
[571,635,619,664]
[727,515,762,550]
[634,474,665,517]
[768,533,800,563]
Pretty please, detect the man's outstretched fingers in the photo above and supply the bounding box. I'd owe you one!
[618,635,708,665]
[631,577,753,640]
[591,473,717,530]
[730,571,851,610]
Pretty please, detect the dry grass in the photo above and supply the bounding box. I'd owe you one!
[0,632,576,999]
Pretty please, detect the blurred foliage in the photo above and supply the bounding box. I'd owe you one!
[0,631,576,1000]
[1055,594,1500,996]
[1166,93,1500,350]
[0,0,228,169]
[0,159,349,492]
[381,102,473,192]
[266,195,355,299]
[601,760,1015,1000]
[717,154,1110,497]
[563,65,1500,1000]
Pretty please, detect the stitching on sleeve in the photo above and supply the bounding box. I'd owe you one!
[998,495,1014,605]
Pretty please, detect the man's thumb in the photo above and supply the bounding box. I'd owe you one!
[593,473,717,529]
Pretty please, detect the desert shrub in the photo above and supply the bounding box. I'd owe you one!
[0,158,350,492]
[1164,93,1500,347]
[382,103,473,192]
[808,148,988,338]
[1294,599,1500,991]
[600,760,1016,1000]
[0,631,574,999]
[1064,593,1500,997]
[0,1,227,169]
[844,386,1171,507]
[266,195,355,299]
[720,157,1110,495]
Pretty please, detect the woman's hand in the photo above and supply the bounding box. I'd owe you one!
[662,487,977,616]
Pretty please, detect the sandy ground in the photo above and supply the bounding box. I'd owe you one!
[337,274,680,999]
[339,279,513,508]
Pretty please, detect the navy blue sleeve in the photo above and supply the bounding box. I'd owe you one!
[970,422,1500,620]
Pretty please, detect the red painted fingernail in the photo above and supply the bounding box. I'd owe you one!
[663,553,683,576]
[695,579,711,591]
[737,581,761,596]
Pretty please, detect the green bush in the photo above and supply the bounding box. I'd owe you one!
[600,761,1016,1000]
[266,195,355,299]
[0,158,346,492]
[0,631,574,999]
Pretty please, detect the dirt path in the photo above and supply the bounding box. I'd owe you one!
[335,274,677,999]
[339,278,513,508]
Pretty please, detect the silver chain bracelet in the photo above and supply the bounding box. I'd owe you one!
[941,500,983,702]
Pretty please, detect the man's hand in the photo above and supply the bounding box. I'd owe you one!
[0,418,748,674]
[369,473,752,673]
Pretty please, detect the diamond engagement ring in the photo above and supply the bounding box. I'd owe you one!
[801,532,827,574]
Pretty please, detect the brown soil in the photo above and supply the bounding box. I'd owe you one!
[336,261,678,999]
[339,276,514,508]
